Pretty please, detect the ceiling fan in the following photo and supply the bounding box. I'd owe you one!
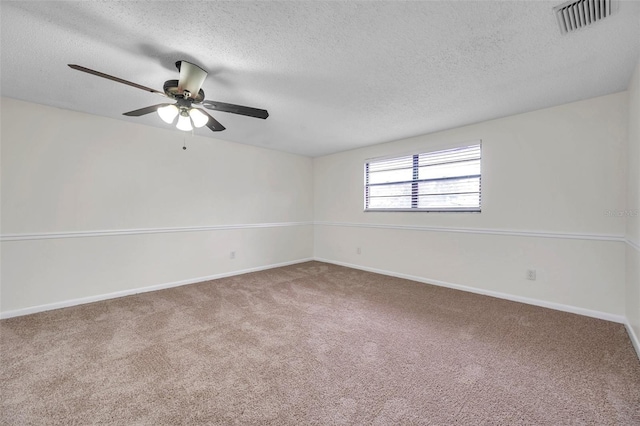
[68,61,268,132]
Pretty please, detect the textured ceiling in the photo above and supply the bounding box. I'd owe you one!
[1,1,639,157]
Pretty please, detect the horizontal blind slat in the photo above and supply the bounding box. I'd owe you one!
[418,144,481,166]
[368,174,480,187]
[368,156,413,172]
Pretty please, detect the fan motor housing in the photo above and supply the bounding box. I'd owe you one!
[163,79,205,103]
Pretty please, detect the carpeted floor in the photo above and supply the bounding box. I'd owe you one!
[1,261,639,425]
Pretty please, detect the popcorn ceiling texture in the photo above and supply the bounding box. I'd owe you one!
[1,1,639,156]
[1,262,639,424]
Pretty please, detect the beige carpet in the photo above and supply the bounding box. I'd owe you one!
[1,261,639,425]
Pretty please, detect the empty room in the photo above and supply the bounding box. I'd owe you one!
[1,1,639,424]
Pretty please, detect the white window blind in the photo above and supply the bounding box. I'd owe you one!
[365,143,481,212]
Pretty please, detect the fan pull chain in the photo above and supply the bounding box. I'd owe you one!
[182,128,195,150]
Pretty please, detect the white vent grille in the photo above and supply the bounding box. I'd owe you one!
[554,0,619,34]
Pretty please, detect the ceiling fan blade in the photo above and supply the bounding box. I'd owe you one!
[177,61,208,98]
[202,101,269,119]
[123,103,172,117]
[68,64,167,97]
[197,109,226,132]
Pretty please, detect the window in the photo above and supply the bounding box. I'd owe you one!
[364,142,481,212]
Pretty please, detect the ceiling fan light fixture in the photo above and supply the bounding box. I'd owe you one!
[68,62,264,134]
[157,104,179,124]
[189,108,209,128]
[176,113,193,131]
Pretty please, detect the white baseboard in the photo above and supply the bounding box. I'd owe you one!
[0,258,314,319]
[4,256,638,361]
[321,256,637,361]
[313,257,626,324]
[625,321,640,361]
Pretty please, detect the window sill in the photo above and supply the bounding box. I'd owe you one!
[364,208,481,213]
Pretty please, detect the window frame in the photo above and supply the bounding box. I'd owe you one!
[364,142,482,213]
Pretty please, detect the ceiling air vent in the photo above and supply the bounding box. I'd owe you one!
[554,0,619,34]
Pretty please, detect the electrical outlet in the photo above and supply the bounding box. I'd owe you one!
[526,269,536,280]
[356,247,361,255]
[230,251,236,260]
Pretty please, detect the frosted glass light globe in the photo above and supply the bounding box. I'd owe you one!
[176,114,193,131]
[157,104,179,124]
[189,108,209,128]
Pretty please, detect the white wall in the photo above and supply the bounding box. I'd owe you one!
[0,98,314,315]
[1,86,637,330]
[314,92,629,319]
[626,59,640,346]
